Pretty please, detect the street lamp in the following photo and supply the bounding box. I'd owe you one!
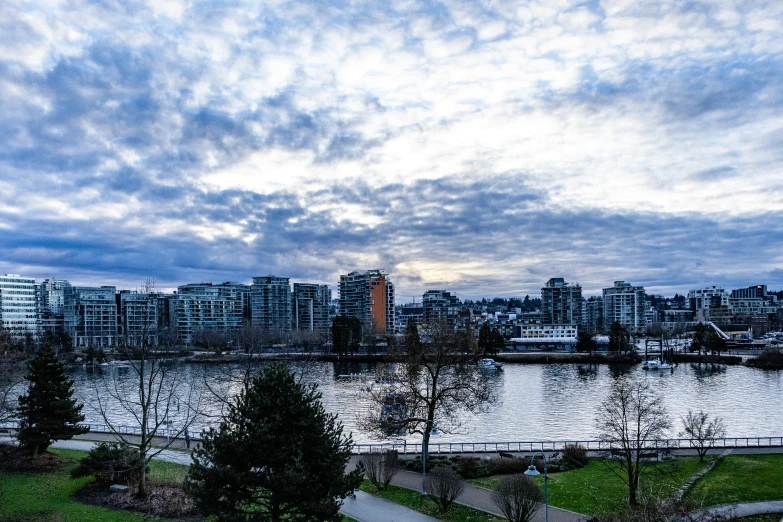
[524,451,549,522]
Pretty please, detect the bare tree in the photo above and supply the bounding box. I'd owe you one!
[426,467,465,513]
[492,474,543,522]
[0,330,25,424]
[91,279,204,497]
[359,449,399,490]
[362,319,496,479]
[679,411,726,462]
[596,380,672,505]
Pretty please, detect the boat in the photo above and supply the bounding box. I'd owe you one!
[643,358,673,370]
[477,358,503,370]
[380,393,406,435]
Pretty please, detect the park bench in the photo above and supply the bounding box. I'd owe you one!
[498,451,516,459]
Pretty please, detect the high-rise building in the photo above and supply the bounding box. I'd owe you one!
[422,290,461,322]
[339,270,395,334]
[0,274,39,339]
[583,297,604,332]
[37,278,70,337]
[603,281,647,333]
[251,276,292,336]
[178,282,251,322]
[541,278,582,325]
[292,283,331,334]
[117,291,160,346]
[688,286,730,312]
[169,293,243,344]
[64,286,118,347]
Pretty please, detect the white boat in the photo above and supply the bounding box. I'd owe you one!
[643,358,673,370]
[478,358,503,370]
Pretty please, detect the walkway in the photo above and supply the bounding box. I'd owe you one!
[341,490,440,522]
[693,500,783,519]
[387,469,585,522]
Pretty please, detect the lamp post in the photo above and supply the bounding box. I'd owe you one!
[524,451,549,522]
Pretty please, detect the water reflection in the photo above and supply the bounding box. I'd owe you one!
[68,361,783,443]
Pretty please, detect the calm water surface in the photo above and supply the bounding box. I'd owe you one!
[70,361,783,443]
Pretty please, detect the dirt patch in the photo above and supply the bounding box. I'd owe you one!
[0,444,69,473]
[75,481,200,519]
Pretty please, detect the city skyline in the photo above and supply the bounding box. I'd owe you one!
[2,1,782,299]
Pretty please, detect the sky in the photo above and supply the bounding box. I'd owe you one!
[1,0,782,300]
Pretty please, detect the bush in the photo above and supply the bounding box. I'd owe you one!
[487,456,531,476]
[426,467,465,513]
[71,442,145,486]
[562,443,588,467]
[453,456,487,478]
[492,474,543,522]
[360,450,398,490]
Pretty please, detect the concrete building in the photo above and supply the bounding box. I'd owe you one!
[541,278,582,325]
[251,276,292,336]
[583,297,603,332]
[292,283,331,334]
[688,286,730,313]
[37,278,70,337]
[0,274,39,339]
[395,303,424,333]
[510,324,578,350]
[339,270,395,334]
[169,293,243,345]
[603,281,647,333]
[422,290,461,322]
[117,291,160,346]
[178,282,251,322]
[64,286,118,348]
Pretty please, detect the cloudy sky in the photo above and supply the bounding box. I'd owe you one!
[1,0,782,299]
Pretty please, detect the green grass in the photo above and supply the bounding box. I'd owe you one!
[467,458,707,515]
[0,449,158,522]
[686,454,783,506]
[359,480,504,522]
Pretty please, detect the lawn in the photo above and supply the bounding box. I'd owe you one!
[686,454,783,507]
[468,458,707,515]
[359,480,504,522]
[0,448,160,522]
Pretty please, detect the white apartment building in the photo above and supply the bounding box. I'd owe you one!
[0,274,39,339]
[603,281,647,333]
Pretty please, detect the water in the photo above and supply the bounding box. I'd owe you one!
[69,361,783,444]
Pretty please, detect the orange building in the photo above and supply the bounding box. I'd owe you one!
[339,270,395,334]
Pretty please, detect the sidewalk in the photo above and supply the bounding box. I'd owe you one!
[384,469,585,522]
[694,500,783,519]
[341,490,440,522]
[0,437,194,466]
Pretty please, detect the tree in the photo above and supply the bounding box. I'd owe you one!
[576,330,597,354]
[426,467,465,513]
[608,322,631,353]
[596,380,672,505]
[16,345,88,456]
[706,330,727,359]
[332,316,361,355]
[492,474,543,522]
[690,323,709,355]
[363,319,496,478]
[491,328,505,355]
[92,278,202,497]
[360,449,399,490]
[0,330,26,424]
[186,364,362,522]
[478,322,492,355]
[679,411,726,462]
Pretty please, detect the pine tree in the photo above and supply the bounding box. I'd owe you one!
[185,364,362,522]
[17,346,88,456]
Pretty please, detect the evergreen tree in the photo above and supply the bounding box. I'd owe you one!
[608,322,631,353]
[331,316,361,355]
[490,328,505,355]
[17,345,88,456]
[186,364,362,522]
[404,321,422,355]
[478,322,491,355]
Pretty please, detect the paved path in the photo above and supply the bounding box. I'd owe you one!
[370,467,585,522]
[693,500,783,519]
[341,490,440,522]
[0,437,194,466]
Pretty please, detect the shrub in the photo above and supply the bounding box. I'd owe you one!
[71,442,145,486]
[454,456,486,478]
[487,456,531,476]
[360,450,399,490]
[492,474,544,522]
[426,467,465,513]
[562,443,588,466]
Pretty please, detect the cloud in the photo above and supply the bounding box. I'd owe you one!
[1,0,782,298]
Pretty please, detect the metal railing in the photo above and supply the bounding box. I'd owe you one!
[2,421,780,455]
[353,436,783,455]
